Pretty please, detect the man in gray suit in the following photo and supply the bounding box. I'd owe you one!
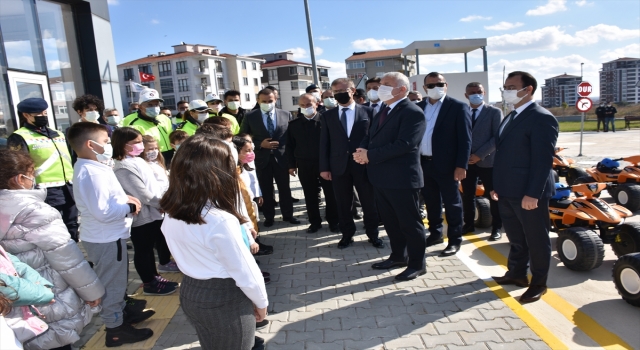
[461,82,503,241]
[240,88,300,227]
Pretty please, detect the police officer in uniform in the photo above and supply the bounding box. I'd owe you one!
[8,98,78,241]
[122,89,174,165]
[177,99,210,135]
[205,93,240,134]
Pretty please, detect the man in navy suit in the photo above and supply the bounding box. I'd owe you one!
[355,72,427,281]
[416,72,472,257]
[319,78,382,249]
[461,82,503,241]
[491,71,558,304]
[362,77,384,115]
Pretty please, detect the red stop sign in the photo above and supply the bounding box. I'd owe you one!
[577,82,592,97]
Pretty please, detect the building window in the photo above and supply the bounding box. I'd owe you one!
[158,60,171,76]
[269,69,278,80]
[54,91,66,101]
[299,80,308,89]
[375,72,385,78]
[178,79,189,92]
[215,60,223,72]
[176,61,188,74]
[252,62,257,70]
[347,61,365,69]
[319,68,328,77]
[163,96,176,110]
[1,0,46,72]
[201,77,208,85]
[123,68,134,81]
[292,96,299,105]
[375,60,384,67]
[243,77,249,86]
[253,78,258,86]
[217,77,224,89]
[160,78,174,94]
[125,85,132,95]
[241,61,247,69]
[289,67,298,75]
[57,105,67,114]
[199,60,206,69]
[180,96,190,103]
[322,82,330,90]
[244,93,251,101]
[291,81,299,90]
[139,64,151,74]
[305,68,313,76]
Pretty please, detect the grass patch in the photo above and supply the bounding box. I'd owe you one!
[559,120,627,132]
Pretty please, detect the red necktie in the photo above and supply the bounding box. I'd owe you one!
[378,107,391,127]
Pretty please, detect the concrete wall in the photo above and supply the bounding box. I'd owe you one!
[409,71,490,103]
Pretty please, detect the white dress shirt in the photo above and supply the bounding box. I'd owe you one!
[162,206,268,308]
[386,97,406,113]
[338,101,356,136]
[261,109,276,132]
[369,101,382,115]
[500,100,534,135]
[420,95,446,156]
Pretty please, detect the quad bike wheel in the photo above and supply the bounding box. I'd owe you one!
[566,167,589,186]
[612,222,640,257]
[612,253,640,307]
[474,197,492,229]
[614,184,640,212]
[556,227,604,271]
[573,176,600,197]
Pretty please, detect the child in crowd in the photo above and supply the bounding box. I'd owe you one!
[169,129,189,151]
[112,128,178,296]
[67,122,154,347]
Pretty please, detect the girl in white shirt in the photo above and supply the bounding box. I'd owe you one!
[160,134,267,350]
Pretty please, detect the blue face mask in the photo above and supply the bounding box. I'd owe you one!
[145,106,160,118]
[469,94,484,105]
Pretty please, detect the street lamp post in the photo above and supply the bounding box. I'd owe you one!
[304,0,319,86]
[201,82,208,100]
[578,62,585,156]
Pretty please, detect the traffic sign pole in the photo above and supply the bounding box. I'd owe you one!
[575,82,593,157]
[578,112,584,156]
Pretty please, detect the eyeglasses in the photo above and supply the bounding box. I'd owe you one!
[424,83,446,89]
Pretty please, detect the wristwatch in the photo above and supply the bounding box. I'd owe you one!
[128,203,137,214]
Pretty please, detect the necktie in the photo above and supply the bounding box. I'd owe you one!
[471,108,478,128]
[378,107,391,127]
[266,112,274,137]
[499,111,516,136]
[340,108,348,135]
[371,103,379,114]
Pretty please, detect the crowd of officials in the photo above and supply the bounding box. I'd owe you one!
[0,69,559,350]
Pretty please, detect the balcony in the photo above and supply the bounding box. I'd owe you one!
[195,67,209,75]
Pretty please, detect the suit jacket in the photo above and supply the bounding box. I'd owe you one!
[470,104,503,168]
[416,95,472,176]
[319,104,374,177]
[360,98,426,189]
[493,102,559,200]
[239,108,292,170]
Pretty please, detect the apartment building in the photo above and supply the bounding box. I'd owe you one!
[600,57,640,104]
[251,52,330,113]
[117,43,264,112]
[345,49,416,82]
[541,73,582,108]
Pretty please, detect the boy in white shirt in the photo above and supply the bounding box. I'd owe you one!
[67,122,154,347]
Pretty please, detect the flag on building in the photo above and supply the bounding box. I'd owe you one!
[139,72,155,82]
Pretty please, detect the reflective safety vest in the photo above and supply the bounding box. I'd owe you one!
[13,127,73,188]
[207,112,240,135]
[177,120,199,136]
[122,112,173,152]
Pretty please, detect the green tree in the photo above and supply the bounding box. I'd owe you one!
[561,102,568,115]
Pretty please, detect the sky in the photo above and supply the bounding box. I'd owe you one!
[107,0,640,103]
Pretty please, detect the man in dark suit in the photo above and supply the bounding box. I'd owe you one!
[416,72,472,257]
[461,82,503,241]
[240,88,300,227]
[362,77,384,115]
[355,72,427,281]
[491,71,558,304]
[319,78,383,249]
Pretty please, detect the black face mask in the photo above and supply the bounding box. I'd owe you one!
[334,92,351,105]
[33,116,48,128]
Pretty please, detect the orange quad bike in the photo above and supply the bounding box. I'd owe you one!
[458,182,492,229]
[575,156,640,212]
[550,183,640,272]
[552,147,588,185]
[612,252,640,307]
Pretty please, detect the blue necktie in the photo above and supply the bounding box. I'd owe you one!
[266,112,274,137]
[341,108,348,135]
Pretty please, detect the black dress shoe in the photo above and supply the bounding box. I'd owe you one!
[255,319,269,331]
[489,228,502,241]
[426,237,444,247]
[292,197,300,203]
[255,242,273,256]
[368,238,385,249]
[306,224,321,233]
[353,211,363,219]
[284,217,301,224]
[371,259,407,270]
[492,275,529,287]
[337,238,354,249]
[263,219,274,227]
[462,224,475,234]
[440,244,460,256]
[329,225,340,233]
[395,267,426,281]
[519,285,547,303]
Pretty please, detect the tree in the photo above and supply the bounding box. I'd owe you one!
[561,101,568,115]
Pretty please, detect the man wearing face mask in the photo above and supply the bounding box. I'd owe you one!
[461,82,503,241]
[104,108,122,128]
[319,78,382,249]
[219,90,247,126]
[205,93,240,134]
[286,93,339,233]
[322,90,337,109]
[490,71,558,304]
[363,77,384,115]
[296,84,326,118]
[408,91,423,103]
[595,103,606,132]
[240,88,299,227]
[177,100,211,136]
[354,72,426,280]
[122,89,175,167]
[415,72,472,257]
[73,94,104,123]
[8,98,79,242]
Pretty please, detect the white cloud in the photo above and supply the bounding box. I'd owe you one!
[575,0,593,6]
[317,36,334,41]
[47,60,72,70]
[600,43,640,61]
[418,54,465,73]
[107,0,118,4]
[351,38,403,51]
[240,52,262,57]
[484,22,524,31]
[488,24,640,54]
[314,47,323,56]
[283,47,308,60]
[459,15,492,22]
[526,0,567,16]
[317,59,346,81]
[151,19,160,24]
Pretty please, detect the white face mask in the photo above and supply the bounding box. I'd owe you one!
[427,87,446,100]
[90,140,113,165]
[197,112,209,123]
[20,174,37,190]
[145,106,160,117]
[367,89,379,101]
[502,87,528,105]
[301,106,315,117]
[146,150,159,161]
[260,103,274,113]
[376,85,396,102]
[85,111,100,123]
[107,115,121,125]
[323,98,337,108]
[227,101,241,110]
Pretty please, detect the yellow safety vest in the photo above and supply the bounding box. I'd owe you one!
[122,112,173,152]
[13,127,73,188]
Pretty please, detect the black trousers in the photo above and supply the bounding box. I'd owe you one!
[257,155,293,220]
[461,164,502,230]
[47,185,79,242]
[155,233,172,266]
[596,117,604,132]
[298,160,338,226]
[331,161,379,239]
[374,187,426,270]
[499,197,551,286]
[351,190,361,215]
[420,158,464,245]
[130,219,163,283]
[162,149,175,168]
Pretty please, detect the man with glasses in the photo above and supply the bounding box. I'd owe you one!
[416,72,472,257]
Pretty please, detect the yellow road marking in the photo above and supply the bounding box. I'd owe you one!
[464,233,634,350]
